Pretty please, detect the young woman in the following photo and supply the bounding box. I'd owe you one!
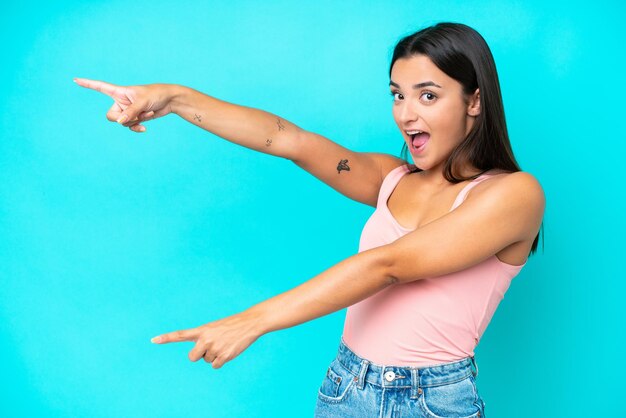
[75,22,544,417]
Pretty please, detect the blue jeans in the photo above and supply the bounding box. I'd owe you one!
[314,338,486,417]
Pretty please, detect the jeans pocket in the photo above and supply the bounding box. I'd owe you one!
[418,375,482,418]
[317,359,357,404]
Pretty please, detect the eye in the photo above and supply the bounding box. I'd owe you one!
[420,91,437,103]
[389,91,403,101]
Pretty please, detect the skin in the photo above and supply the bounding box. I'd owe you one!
[390,54,481,184]
[74,62,545,369]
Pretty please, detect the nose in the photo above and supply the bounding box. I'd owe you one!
[397,100,419,125]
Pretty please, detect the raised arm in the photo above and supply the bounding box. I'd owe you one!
[74,78,406,207]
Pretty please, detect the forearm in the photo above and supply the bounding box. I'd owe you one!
[243,247,395,335]
[169,85,303,160]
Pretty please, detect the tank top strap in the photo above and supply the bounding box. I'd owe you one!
[377,164,413,208]
[449,172,496,212]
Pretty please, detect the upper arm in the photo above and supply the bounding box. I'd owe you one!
[292,129,407,207]
[379,172,546,283]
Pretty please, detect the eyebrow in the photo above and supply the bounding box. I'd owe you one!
[389,80,442,89]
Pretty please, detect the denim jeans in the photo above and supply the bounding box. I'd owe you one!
[314,338,486,417]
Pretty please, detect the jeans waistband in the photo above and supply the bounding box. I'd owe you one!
[336,337,478,399]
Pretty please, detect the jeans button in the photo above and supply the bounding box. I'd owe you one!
[384,371,396,382]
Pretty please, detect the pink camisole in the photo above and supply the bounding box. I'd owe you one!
[341,163,527,367]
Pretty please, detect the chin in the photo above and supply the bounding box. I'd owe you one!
[408,148,427,165]
[410,152,441,171]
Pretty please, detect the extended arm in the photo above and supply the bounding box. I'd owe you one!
[151,171,544,368]
[75,78,406,206]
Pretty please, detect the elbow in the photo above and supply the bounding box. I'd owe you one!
[377,243,422,285]
[385,275,400,286]
[374,245,404,286]
[289,127,308,163]
[385,265,404,286]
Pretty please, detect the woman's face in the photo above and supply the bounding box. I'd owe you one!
[390,54,479,172]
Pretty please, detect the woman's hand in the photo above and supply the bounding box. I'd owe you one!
[150,310,265,369]
[74,78,177,133]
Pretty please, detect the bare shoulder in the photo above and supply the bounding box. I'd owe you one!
[487,171,543,197]
[470,171,546,237]
[473,171,545,203]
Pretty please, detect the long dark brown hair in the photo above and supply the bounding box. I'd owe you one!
[390,22,543,256]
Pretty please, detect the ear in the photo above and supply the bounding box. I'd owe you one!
[467,88,480,117]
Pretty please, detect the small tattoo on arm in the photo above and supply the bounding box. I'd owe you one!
[194,113,202,123]
[265,138,272,147]
[276,118,285,131]
[337,159,350,174]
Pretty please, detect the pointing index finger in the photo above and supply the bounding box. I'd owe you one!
[74,77,120,98]
[151,329,197,344]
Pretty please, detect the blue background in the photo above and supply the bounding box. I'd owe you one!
[1,0,624,416]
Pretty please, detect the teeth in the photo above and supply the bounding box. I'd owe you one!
[406,130,424,135]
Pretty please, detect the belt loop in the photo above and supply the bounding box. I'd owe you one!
[410,368,420,399]
[470,356,479,378]
[357,360,369,390]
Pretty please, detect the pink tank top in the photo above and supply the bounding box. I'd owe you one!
[341,163,527,367]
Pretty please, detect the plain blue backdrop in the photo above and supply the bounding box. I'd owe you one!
[1,0,624,416]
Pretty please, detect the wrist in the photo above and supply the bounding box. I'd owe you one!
[167,84,192,116]
[240,304,272,337]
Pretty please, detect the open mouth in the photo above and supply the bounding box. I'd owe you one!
[408,132,430,150]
